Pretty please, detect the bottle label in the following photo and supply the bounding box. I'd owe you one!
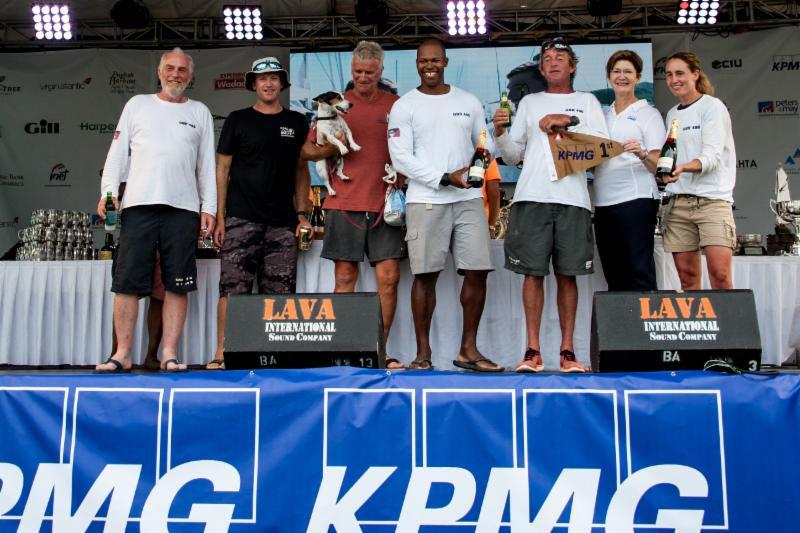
[104,211,117,230]
[98,250,113,260]
[469,165,486,179]
[656,156,674,170]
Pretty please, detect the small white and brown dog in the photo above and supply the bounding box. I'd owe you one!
[312,91,361,196]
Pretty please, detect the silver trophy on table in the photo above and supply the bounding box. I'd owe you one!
[769,164,800,255]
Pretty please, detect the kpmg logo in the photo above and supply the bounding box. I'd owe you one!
[214,72,246,90]
[711,58,742,70]
[109,71,136,95]
[0,386,258,530]
[758,99,799,116]
[309,387,730,531]
[40,77,92,92]
[24,119,59,134]
[0,75,22,95]
[772,53,800,72]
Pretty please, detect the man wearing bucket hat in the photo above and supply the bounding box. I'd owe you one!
[205,56,311,370]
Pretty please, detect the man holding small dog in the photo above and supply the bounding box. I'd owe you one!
[301,41,407,370]
[205,57,311,370]
[388,38,503,372]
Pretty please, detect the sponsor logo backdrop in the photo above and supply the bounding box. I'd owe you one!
[0,46,285,254]
[0,368,798,531]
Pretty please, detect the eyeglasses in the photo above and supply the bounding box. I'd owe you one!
[253,61,283,72]
[541,38,571,52]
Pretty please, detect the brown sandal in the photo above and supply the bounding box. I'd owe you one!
[408,357,433,370]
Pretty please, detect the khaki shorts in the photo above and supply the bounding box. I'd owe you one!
[663,195,736,252]
[405,198,493,274]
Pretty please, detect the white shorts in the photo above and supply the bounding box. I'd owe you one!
[405,198,493,275]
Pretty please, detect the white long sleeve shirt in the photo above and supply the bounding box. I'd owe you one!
[494,91,608,211]
[593,99,666,206]
[388,86,495,204]
[100,94,217,215]
[664,94,736,202]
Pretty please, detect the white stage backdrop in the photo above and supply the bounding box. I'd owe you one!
[1,28,799,255]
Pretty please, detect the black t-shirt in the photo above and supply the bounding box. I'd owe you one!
[217,107,309,226]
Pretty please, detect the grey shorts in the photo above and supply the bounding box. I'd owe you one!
[504,201,594,277]
[218,216,297,296]
[405,198,493,275]
[321,209,407,266]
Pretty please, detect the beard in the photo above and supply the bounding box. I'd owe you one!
[160,77,187,99]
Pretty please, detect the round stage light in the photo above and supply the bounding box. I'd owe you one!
[36,31,45,39]
[54,31,62,40]
[44,22,52,31]
[34,14,42,23]
[689,9,698,16]
[52,14,60,23]
[699,9,708,16]
[45,30,53,39]
[245,24,252,32]
[254,31,263,39]
[64,30,72,39]
[233,8,241,16]
[254,23,262,32]
[43,14,51,22]
[235,24,243,32]
[458,18,466,27]
[42,5,50,15]
[223,7,232,17]
[448,11,456,19]
[458,26,467,35]
[245,32,253,39]
[478,25,487,34]
[688,16,697,23]
[53,22,61,31]
[32,5,41,14]
[447,1,455,10]
[467,9,475,17]
[234,16,242,24]
[468,26,476,34]
[35,22,43,31]
[62,22,70,31]
[708,16,717,23]
[477,8,485,17]
[679,8,687,16]
[225,16,233,24]
[60,5,68,15]
[243,8,251,17]
[253,16,261,25]
[226,24,233,32]
[477,0,485,8]
[252,8,261,17]
[226,31,235,39]
[710,1,719,8]
[236,31,244,39]
[457,1,465,10]
[698,16,707,23]
[709,8,718,16]
[680,1,689,7]
[449,27,457,35]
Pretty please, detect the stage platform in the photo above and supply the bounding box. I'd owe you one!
[0,367,797,531]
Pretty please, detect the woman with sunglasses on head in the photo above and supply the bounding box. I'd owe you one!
[660,51,736,290]
[592,50,666,291]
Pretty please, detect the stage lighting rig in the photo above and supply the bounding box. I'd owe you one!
[677,0,720,24]
[32,3,72,41]
[446,0,488,36]
[223,5,263,40]
[110,0,152,29]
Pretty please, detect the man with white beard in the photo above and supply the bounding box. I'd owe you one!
[95,47,216,373]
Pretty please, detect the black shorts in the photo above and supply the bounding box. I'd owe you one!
[321,209,407,266]
[112,204,199,295]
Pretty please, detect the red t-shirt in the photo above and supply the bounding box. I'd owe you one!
[308,89,399,213]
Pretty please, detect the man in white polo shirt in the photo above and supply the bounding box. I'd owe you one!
[96,47,216,373]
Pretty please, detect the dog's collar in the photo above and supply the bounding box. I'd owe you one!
[316,115,337,121]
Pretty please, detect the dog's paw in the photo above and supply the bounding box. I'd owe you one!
[350,143,362,152]
[339,147,349,155]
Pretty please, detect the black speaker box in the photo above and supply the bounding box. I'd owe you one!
[591,290,761,372]
[223,293,385,370]
[587,0,622,17]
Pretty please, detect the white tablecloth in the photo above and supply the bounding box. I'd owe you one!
[1,240,798,367]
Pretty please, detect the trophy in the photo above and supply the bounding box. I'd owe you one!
[769,165,800,255]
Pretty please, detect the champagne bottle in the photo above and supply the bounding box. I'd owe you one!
[104,192,117,231]
[655,119,679,183]
[467,130,489,188]
[98,232,114,260]
[499,91,512,128]
[310,187,325,240]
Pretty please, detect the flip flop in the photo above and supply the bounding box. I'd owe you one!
[205,359,226,370]
[161,358,189,373]
[407,357,434,370]
[452,356,504,373]
[385,358,406,371]
[94,357,131,374]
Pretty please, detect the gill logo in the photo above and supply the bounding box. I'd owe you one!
[639,296,717,320]
[263,298,336,321]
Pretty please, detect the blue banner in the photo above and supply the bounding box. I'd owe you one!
[0,369,797,532]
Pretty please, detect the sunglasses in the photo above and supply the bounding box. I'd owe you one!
[253,61,283,72]
[541,39,571,52]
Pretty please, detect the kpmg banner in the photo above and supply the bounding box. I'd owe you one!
[0,369,798,532]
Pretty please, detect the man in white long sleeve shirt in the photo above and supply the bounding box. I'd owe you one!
[95,47,217,373]
[388,38,502,372]
[492,37,608,373]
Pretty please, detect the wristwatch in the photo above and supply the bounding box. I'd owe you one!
[440,172,451,187]
[567,115,580,128]
[296,211,309,218]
